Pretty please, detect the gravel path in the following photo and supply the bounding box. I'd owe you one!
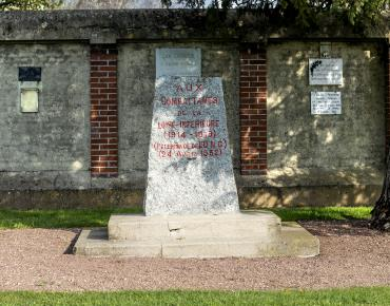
[1,220,390,292]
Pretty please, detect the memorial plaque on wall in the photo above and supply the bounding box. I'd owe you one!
[311,92,342,115]
[309,58,343,85]
[144,76,239,216]
[156,48,201,78]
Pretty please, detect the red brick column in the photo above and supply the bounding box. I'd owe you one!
[239,46,267,175]
[90,45,118,177]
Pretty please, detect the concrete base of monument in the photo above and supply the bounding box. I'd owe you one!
[74,211,319,258]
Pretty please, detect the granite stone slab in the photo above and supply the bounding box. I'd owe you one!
[144,76,239,216]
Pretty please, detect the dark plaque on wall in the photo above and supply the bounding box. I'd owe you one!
[18,67,41,82]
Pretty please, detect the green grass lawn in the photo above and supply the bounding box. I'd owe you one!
[0,206,372,229]
[0,207,142,229]
[0,287,388,306]
[268,206,372,222]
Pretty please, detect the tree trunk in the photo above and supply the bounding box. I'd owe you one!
[370,149,390,230]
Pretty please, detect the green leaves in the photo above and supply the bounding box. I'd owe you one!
[163,0,389,29]
[0,0,62,10]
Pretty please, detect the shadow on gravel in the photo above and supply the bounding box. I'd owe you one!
[63,229,81,254]
[300,220,389,237]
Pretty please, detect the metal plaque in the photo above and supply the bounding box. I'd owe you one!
[18,67,42,82]
[309,59,342,85]
[311,92,341,115]
[156,48,201,78]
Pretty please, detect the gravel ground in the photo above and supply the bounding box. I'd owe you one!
[1,220,390,292]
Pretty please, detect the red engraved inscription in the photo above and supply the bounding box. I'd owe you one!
[153,81,227,160]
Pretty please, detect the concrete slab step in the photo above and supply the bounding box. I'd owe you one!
[74,229,162,257]
[74,218,319,258]
[108,210,281,242]
[276,222,320,258]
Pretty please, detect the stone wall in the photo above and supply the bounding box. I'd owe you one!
[0,43,90,190]
[0,10,387,208]
[239,41,387,207]
[267,41,386,177]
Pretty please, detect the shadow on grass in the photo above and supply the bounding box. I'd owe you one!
[298,219,384,237]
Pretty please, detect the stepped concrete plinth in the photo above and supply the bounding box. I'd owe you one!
[74,211,319,258]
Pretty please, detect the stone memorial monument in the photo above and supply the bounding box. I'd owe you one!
[144,76,239,216]
[74,48,319,258]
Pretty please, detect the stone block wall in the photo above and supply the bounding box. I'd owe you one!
[0,43,90,190]
[236,41,387,208]
[0,21,387,208]
[266,42,386,176]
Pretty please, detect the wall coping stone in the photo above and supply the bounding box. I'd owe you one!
[0,10,388,43]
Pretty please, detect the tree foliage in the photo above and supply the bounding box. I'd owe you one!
[0,0,62,10]
[162,0,389,28]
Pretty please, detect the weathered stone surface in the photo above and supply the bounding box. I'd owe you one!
[74,229,163,257]
[144,76,239,216]
[74,213,320,258]
[0,189,143,209]
[0,44,89,180]
[0,10,386,43]
[108,211,280,241]
[267,42,386,172]
[0,16,385,200]
[0,184,379,209]
[0,40,384,196]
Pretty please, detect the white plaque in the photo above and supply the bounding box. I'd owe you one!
[309,58,343,85]
[20,89,39,113]
[311,92,341,115]
[156,48,201,78]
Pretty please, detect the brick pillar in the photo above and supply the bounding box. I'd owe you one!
[239,46,267,175]
[90,45,118,177]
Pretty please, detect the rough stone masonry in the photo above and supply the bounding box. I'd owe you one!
[0,10,387,209]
